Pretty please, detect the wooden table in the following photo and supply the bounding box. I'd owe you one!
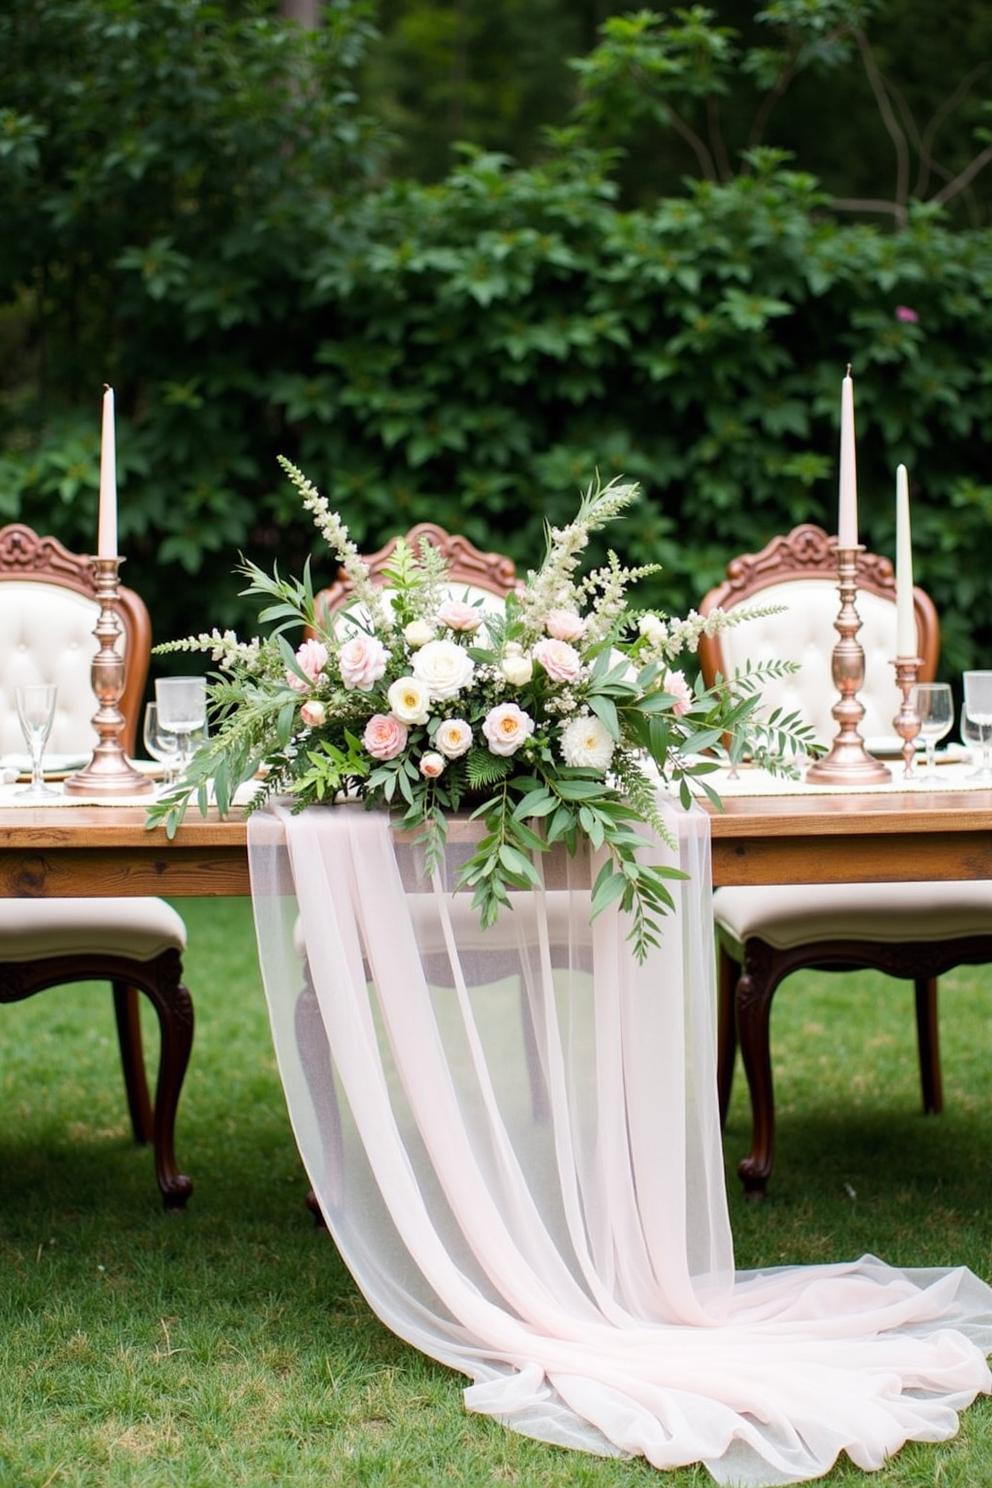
[3,790,992,897]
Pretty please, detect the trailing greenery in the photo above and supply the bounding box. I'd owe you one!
[2,1,991,673]
[2,896,991,1486]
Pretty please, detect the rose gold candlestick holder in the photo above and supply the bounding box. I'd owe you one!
[64,557,153,797]
[892,656,923,778]
[806,545,892,785]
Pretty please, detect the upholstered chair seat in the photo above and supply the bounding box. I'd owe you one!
[699,524,992,1199]
[0,898,186,962]
[0,523,193,1207]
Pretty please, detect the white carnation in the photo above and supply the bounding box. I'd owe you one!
[560,714,614,771]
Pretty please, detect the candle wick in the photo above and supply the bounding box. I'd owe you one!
[845,363,852,377]
[103,382,111,393]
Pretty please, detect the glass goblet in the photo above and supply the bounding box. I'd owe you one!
[909,682,953,783]
[15,683,58,799]
[961,708,982,771]
[155,676,207,780]
[963,671,992,783]
[143,702,181,791]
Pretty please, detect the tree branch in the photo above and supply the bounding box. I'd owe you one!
[665,104,717,180]
[706,95,732,182]
[854,28,910,226]
[915,63,988,197]
[931,142,992,206]
[747,46,799,152]
[830,197,906,218]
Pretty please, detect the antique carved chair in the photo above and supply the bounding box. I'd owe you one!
[0,523,193,1206]
[698,524,992,1197]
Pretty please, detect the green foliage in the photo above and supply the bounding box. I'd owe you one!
[3,2,992,676]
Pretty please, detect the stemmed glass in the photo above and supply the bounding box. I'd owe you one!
[910,683,954,783]
[963,671,992,782]
[155,676,207,780]
[143,702,180,791]
[15,684,58,799]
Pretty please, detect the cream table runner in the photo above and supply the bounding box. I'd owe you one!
[248,800,992,1487]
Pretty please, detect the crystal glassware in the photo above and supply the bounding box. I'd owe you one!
[909,682,953,783]
[154,676,207,780]
[963,670,992,782]
[15,683,58,799]
[961,708,982,769]
[143,702,181,790]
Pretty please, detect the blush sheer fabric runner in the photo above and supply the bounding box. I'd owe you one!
[248,800,992,1487]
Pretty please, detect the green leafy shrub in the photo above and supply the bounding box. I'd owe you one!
[2,2,991,673]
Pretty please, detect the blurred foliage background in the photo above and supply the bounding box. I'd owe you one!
[1,0,991,671]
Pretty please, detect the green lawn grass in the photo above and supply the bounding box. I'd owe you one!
[1,897,989,1488]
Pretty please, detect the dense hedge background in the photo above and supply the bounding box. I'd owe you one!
[2,0,991,672]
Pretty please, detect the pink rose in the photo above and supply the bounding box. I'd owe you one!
[533,638,582,684]
[895,305,919,324]
[363,713,408,761]
[300,699,327,728]
[339,634,390,692]
[286,638,328,693]
[437,599,483,632]
[482,702,535,757]
[665,669,692,717]
[419,751,446,778]
[544,608,585,642]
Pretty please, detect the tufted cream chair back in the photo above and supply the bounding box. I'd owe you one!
[0,525,150,759]
[698,525,939,748]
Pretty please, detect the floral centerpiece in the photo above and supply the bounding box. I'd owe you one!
[150,463,816,959]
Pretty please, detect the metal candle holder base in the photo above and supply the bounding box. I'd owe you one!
[806,544,891,786]
[64,556,153,797]
[892,656,923,778]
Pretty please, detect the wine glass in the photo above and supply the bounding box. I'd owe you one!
[910,683,953,783]
[15,683,58,799]
[963,671,992,782]
[155,676,207,779]
[961,708,982,770]
[143,702,180,791]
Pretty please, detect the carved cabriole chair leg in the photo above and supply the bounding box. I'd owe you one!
[0,950,193,1208]
[716,944,738,1130]
[112,981,154,1144]
[734,939,784,1199]
[914,977,943,1114]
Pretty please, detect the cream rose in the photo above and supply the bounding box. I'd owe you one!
[533,638,582,685]
[482,702,535,757]
[501,653,534,686]
[435,719,473,759]
[403,619,435,648]
[419,751,446,779]
[338,634,390,692]
[299,699,327,728]
[560,714,614,771]
[411,639,475,700]
[387,676,431,725]
[362,713,408,761]
[286,637,328,693]
[437,599,483,633]
[544,608,585,642]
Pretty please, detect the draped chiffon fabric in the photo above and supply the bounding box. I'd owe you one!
[248,800,992,1486]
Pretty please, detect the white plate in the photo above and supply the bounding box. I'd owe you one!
[865,737,970,762]
[1,753,90,774]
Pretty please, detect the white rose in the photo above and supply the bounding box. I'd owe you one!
[482,702,535,757]
[404,619,435,648]
[387,676,431,725]
[560,714,615,771]
[501,653,534,686]
[411,639,475,701]
[435,719,473,758]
